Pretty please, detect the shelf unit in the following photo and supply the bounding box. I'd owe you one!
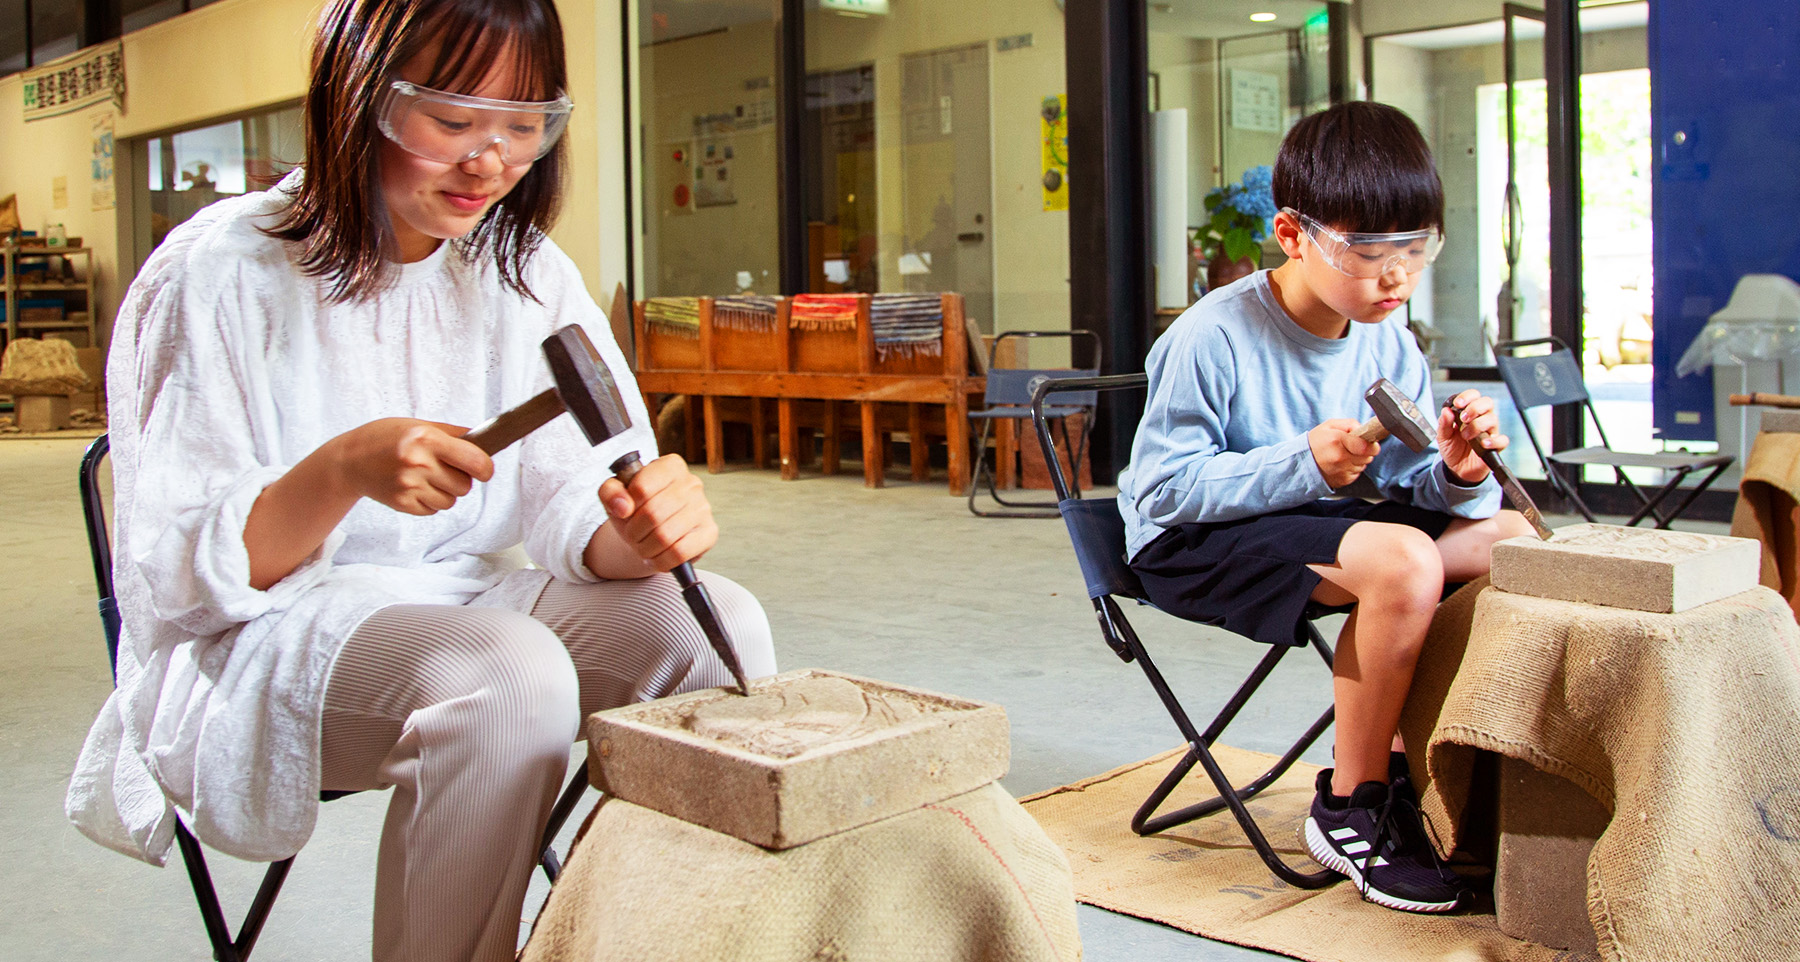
[2,245,99,350]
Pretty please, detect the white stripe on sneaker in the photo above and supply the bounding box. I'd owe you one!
[1329,827,1359,840]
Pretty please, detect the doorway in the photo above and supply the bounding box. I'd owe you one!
[899,43,994,332]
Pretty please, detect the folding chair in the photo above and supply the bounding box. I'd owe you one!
[967,329,1101,518]
[1494,337,1733,528]
[79,435,590,962]
[1028,377,1337,887]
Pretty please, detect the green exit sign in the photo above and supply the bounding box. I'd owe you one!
[822,0,890,13]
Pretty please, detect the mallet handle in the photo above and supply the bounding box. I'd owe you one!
[608,452,754,696]
[1730,392,1800,409]
[463,389,565,456]
[1352,417,1392,445]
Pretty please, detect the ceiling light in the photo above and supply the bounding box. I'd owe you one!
[1250,12,1278,22]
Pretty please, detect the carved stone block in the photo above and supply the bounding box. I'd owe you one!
[1491,522,1760,613]
[586,668,1009,849]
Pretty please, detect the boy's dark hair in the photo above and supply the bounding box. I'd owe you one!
[265,0,568,303]
[1273,101,1443,234]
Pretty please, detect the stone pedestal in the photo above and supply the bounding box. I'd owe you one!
[1491,522,1759,612]
[13,394,70,432]
[587,668,1009,849]
[1495,756,1606,954]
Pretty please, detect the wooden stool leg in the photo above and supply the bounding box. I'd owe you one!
[823,403,841,475]
[908,403,929,482]
[995,418,1016,490]
[683,395,702,465]
[778,399,799,480]
[946,393,971,495]
[703,396,724,474]
[860,401,884,488]
[751,399,769,469]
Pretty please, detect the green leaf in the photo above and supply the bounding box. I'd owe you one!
[1222,227,1260,264]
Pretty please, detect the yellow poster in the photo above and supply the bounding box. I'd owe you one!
[1041,94,1068,212]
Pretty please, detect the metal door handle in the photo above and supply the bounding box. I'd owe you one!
[957,231,985,242]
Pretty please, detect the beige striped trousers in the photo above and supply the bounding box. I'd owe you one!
[318,570,775,962]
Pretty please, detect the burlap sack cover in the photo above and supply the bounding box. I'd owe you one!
[1731,430,1800,618]
[524,781,1082,962]
[1400,577,1800,961]
[0,336,88,396]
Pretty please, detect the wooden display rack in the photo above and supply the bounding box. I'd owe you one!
[3,245,99,350]
[633,294,980,493]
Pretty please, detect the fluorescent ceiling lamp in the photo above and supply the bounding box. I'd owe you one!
[1250,12,1277,22]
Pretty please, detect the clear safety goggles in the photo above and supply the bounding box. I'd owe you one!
[377,80,573,167]
[1286,208,1445,278]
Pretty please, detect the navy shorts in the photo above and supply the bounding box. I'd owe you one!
[1129,499,1457,647]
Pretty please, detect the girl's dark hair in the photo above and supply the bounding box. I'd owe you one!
[1272,101,1443,234]
[265,0,568,302]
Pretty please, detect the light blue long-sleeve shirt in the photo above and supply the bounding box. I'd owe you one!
[1119,271,1502,559]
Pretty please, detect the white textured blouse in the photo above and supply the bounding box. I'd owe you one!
[66,174,654,865]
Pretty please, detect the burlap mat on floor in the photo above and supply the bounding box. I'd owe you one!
[524,780,1081,962]
[1019,742,1562,962]
[1402,578,1800,962]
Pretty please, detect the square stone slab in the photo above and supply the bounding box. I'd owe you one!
[1491,522,1760,613]
[586,668,1009,849]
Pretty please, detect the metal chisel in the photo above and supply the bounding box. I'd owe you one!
[1445,400,1554,540]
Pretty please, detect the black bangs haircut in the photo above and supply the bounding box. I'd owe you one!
[1272,101,1444,234]
[266,0,569,303]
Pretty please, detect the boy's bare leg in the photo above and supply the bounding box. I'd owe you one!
[1309,521,1445,797]
[1435,510,1535,581]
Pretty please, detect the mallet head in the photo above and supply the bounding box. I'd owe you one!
[1363,378,1435,453]
[543,325,633,449]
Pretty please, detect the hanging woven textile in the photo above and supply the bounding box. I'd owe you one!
[643,297,702,338]
[870,293,945,360]
[789,293,861,332]
[713,294,780,333]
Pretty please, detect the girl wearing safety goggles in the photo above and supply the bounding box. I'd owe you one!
[1118,101,1536,915]
[70,2,773,960]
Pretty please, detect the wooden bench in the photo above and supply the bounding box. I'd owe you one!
[632,293,979,493]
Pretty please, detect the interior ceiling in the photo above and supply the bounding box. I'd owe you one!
[636,0,1647,50]
[642,0,776,46]
[1377,1,1647,50]
[1147,0,1331,41]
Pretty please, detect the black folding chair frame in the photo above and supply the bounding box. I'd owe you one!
[968,330,1102,518]
[79,435,590,961]
[1029,377,1337,888]
[1493,337,1733,528]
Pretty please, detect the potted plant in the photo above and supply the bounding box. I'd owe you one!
[1197,165,1276,291]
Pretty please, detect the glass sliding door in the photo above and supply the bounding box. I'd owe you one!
[633,0,782,297]
[804,0,1067,336]
[1146,1,1331,314]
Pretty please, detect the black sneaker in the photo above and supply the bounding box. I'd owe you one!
[1303,768,1468,913]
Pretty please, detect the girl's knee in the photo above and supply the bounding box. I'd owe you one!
[444,609,581,744]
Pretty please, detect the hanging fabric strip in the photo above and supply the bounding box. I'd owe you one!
[713,294,780,333]
[789,294,861,332]
[643,297,702,339]
[870,293,945,361]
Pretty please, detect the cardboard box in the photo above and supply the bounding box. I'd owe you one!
[14,394,71,433]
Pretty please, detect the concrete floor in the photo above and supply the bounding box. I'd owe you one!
[0,436,1729,961]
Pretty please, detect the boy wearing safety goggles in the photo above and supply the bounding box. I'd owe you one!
[1118,101,1535,913]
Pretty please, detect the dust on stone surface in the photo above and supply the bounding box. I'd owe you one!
[1538,524,1738,559]
[627,673,968,759]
